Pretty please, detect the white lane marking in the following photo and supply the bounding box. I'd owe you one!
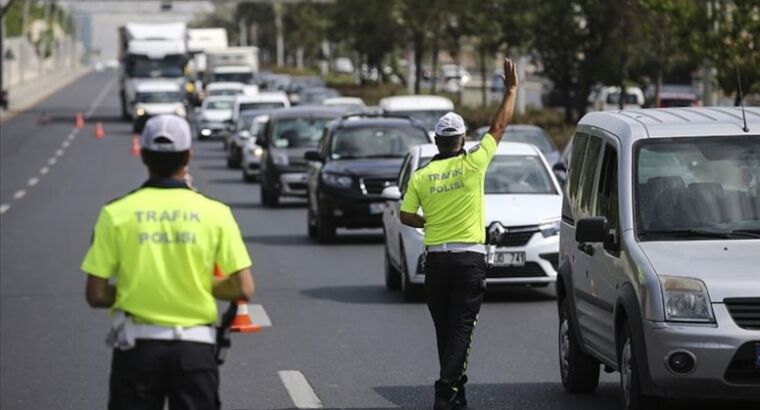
[278,371,323,409]
[13,190,26,200]
[27,177,39,187]
[55,149,65,157]
[248,304,272,327]
[62,140,70,148]
[0,204,9,214]
[40,167,49,175]
[85,78,117,118]
[48,158,57,165]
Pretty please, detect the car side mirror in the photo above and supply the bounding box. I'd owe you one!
[381,186,401,201]
[304,150,323,162]
[552,162,567,186]
[576,217,608,243]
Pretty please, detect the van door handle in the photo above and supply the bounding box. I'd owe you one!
[577,243,594,256]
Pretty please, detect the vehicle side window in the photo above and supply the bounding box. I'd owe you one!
[398,154,413,195]
[567,133,589,205]
[576,135,603,218]
[596,143,620,253]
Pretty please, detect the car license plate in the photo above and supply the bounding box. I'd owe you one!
[369,203,385,215]
[755,343,760,369]
[494,252,526,267]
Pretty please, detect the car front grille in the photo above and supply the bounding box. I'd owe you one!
[488,225,539,247]
[724,342,760,384]
[360,177,396,195]
[725,298,760,330]
[488,262,546,278]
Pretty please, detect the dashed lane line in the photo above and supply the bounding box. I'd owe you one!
[28,177,39,187]
[40,167,49,175]
[62,140,70,148]
[85,78,117,118]
[278,370,323,409]
[0,204,9,214]
[249,304,272,327]
[48,158,57,166]
[13,190,26,200]
[55,149,65,157]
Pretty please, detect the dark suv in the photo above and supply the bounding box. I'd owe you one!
[304,115,431,242]
[258,107,345,207]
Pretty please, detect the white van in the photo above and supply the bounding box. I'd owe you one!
[589,86,645,112]
[379,95,455,137]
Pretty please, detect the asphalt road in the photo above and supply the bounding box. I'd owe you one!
[0,72,753,410]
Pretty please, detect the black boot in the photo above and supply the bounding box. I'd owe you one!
[433,381,457,410]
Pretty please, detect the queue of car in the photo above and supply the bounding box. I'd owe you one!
[189,74,760,409]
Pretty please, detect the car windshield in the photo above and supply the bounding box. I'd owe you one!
[240,102,286,113]
[390,110,449,131]
[136,91,183,103]
[331,126,429,159]
[636,136,760,240]
[302,89,340,104]
[420,155,556,194]
[205,100,233,110]
[211,72,253,84]
[271,117,332,148]
[127,55,185,78]
[502,128,556,154]
[237,116,256,131]
[207,89,242,97]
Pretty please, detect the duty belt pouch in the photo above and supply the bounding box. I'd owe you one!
[106,310,136,351]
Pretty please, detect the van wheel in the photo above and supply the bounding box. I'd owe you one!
[384,244,401,290]
[399,243,421,301]
[559,299,600,393]
[620,322,663,410]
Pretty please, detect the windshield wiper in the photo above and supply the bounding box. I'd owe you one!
[727,229,760,238]
[640,229,732,239]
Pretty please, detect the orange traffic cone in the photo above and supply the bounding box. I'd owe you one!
[94,122,105,139]
[212,265,260,333]
[130,135,141,156]
[75,112,84,129]
[230,301,261,333]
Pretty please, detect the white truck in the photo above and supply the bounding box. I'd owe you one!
[187,28,228,86]
[118,22,188,120]
[204,47,260,86]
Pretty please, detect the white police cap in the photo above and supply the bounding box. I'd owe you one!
[434,112,466,137]
[140,114,192,152]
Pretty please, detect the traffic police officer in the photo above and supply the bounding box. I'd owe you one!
[399,58,518,410]
[82,114,254,410]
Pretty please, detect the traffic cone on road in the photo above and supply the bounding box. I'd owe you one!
[212,265,260,333]
[94,122,105,139]
[75,112,84,128]
[130,135,141,156]
[230,301,261,333]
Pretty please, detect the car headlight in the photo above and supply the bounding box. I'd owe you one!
[322,173,353,188]
[272,153,289,166]
[539,218,560,237]
[200,129,212,136]
[247,146,263,156]
[659,276,714,323]
[135,107,146,117]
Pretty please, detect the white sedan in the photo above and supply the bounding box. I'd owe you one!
[381,142,563,300]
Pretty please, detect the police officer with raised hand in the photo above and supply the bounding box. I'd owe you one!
[82,114,254,410]
[399,58,518,410]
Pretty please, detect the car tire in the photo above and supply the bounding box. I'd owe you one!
[384,243,401,290]
[399,242,421,301]
[261,183,279,207]
[242,171,256,183]
[558,298,600,393]
[226,154,236,169]
[307,202,317,239]
[316,210,336,244]
[619,321,664,410]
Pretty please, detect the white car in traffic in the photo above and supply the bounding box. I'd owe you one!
[379,95,454,138]
[133,80,187,119]
[196,96,235,140]
[382,142,563,300]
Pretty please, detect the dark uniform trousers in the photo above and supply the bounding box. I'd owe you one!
[424,251,487,404]
[109,340,220,410]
